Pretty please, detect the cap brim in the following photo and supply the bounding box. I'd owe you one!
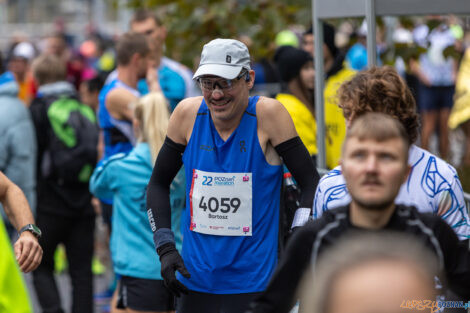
[193,64,243,80]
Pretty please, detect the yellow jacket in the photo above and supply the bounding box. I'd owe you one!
[449,48,470,129]
[324,67,356,169]
[276,93,317,156]
[0,219,33,313]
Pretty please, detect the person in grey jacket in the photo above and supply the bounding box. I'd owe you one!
[0,63,37,238]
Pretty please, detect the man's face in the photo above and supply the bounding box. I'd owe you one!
[327,260,435,313]
[302,33,314,55]
[199,70,254,122]
[8,58,28,77]
[47,37,66,57]
[341,137,410,210]
[131,18,166,54]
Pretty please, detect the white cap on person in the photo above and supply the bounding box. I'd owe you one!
[12,42,35,61]
[193,38,251,80]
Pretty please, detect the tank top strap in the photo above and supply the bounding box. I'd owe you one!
[198,98,209,114]
[245,96,260,116]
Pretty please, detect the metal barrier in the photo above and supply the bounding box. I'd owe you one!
[464,193,470,211]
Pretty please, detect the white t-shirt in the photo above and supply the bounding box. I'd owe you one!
[313,144,470,240]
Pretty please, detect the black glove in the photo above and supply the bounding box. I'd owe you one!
[157,243,191,297]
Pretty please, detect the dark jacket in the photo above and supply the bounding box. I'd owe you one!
[248,205,470,313]
[30,81,93,217]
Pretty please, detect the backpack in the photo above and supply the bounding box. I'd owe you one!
[41,96,99,184]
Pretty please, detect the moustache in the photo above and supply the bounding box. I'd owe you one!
[361,176,382,186]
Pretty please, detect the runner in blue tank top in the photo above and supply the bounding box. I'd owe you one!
[146,38,320,313]
[98,32,151,161]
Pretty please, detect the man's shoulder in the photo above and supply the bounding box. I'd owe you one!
[256,96,290,121]
[410,145,459,181]
[256,96,282,110]
[303,206,349,232]
[96,152,128,175]
[169,97,203,125]
[174,96,203,113]
[0,97,30,122]
[106,88,139,103]
[396,204,443,228]
[319,166,344,185]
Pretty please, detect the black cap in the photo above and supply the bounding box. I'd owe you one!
[274,46,313,83]
[304,23,338,57]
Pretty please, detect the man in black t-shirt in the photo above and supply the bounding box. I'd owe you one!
[248,113,470,313]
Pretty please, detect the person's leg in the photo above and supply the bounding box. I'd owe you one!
[420,110,438,151]
[111,281,127,313]
[65,215,95,313]
[418,84,438,152]
[32,213,65,313]
[438,107,451,160]
[437,85,455,160]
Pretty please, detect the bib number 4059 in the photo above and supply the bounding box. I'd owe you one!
[199,196,241,213]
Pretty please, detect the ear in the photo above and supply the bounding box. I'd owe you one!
[160,25,167,41]
[247,70,255,90]
[131,52,140,64]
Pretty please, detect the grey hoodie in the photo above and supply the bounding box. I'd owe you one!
[0,71,37,217]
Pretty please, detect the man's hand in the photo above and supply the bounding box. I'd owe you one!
[158,243,190,297]
[147,62,162,93]
[14,231,43,273]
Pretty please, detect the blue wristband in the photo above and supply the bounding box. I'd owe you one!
[153,228,176,250]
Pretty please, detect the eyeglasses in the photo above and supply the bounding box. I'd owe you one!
[197,70,249,92]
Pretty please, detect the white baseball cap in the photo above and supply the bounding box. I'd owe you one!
[12,42,35,61]
[193,38,251,80]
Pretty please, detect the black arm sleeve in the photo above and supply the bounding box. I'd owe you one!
[146,136,186,230]
[274,136,320,208]
[247,221,317,313]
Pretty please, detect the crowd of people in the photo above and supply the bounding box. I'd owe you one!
[0,8,470,313]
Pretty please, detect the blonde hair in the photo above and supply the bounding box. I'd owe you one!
[299,232,438,313]
[134,92,170,163]
[31,54,66,86]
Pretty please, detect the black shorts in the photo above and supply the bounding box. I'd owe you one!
[116,276,175,311]
[177,289,261,313]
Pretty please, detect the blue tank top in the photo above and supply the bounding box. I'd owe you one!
[98,79,140,160]
[180,96,282,293]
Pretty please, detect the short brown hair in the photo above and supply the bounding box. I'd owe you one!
[116,32,150,66]
[31,54,66,86]
[344,112,410,162]
[338,66,419,143]
[130,9,162,27]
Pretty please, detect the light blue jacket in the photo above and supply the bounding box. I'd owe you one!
[0,72,36,215]
[89,143,184,279]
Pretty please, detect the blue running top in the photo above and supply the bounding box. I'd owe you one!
[98,79,140,160]
[180,96,283,293]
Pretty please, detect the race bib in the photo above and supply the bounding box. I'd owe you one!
[190,169,252,236]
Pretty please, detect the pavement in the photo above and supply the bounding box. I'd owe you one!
[25,215,113,313]
[25,271,112,313]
